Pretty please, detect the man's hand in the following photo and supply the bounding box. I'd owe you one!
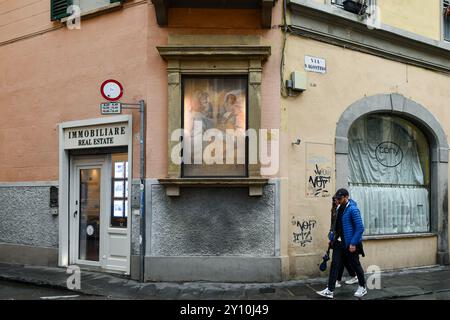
[349,245,356,253]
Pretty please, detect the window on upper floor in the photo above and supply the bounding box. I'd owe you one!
[331,0,345,7]
[51,0,123,21]
[331,0,377,15]
[444,0,450,41]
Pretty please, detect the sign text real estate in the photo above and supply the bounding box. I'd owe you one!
[64,122,129,149]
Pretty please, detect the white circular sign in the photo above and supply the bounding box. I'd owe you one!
[100,79,123,101]
[86,225,94,236]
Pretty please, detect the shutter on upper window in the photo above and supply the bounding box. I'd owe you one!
[51,0,73,21]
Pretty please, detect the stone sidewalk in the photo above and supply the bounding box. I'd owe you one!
[0,263,449,300]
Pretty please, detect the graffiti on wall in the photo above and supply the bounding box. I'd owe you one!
[291,217,317,247]
[306,143,334,198]
[308,164,332,197]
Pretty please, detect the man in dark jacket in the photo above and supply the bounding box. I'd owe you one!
[317,188,367,299]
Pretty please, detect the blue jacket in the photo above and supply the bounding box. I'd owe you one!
[329,199,364,248]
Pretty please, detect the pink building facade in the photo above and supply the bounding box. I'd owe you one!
[0,0,283,282]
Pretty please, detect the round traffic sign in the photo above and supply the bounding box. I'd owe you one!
[100,79,123,101]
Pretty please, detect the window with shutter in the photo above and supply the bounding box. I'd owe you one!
[444,0,450,41]
[331,0,377,15]
[51,0,123,21]
[51,0,73,21]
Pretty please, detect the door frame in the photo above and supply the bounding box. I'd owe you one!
[58,115,133,274]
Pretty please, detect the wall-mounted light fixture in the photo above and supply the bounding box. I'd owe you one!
[292,139,301,146]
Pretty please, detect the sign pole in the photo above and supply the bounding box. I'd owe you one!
[99,77,145,281]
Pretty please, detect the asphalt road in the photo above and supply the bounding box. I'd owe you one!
[0,280,106,300]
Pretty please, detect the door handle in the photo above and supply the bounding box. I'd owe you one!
[73,210,78,218]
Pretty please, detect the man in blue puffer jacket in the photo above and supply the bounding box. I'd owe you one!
[317,188,367,299]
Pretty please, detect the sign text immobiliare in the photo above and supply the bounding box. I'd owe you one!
[64,122,129,149]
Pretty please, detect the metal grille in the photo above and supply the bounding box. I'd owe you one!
[331,0,345,6]
[331,0,377,12]
[349,182,429,189]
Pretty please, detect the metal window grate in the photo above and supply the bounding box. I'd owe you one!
[349,182,430,189]
[331,0,344,6]
[331,0,377,13]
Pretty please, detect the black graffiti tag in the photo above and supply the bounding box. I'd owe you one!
[308,164,331,197]
[292,219,317,247]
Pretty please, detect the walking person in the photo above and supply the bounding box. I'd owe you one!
[317,188,367,299]
[329,196,358,288]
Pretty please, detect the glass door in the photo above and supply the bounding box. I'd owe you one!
[69,154,130,273]
[78,168,101,262]
[70,157,107,267]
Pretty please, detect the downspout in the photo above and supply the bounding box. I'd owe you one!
[280,0,289,97]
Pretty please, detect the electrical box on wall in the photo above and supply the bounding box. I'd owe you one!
[286,71,307,92]
[291,71,307,91]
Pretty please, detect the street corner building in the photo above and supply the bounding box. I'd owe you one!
[0,0,449,283]
[282,0,450,277]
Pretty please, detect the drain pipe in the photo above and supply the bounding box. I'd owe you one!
[139,100,146,283]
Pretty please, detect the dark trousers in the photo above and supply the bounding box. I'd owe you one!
[328,241,365,292]
[337,253,356,281]
[346,251,366,288]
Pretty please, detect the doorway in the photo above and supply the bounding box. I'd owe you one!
[69,154,130,273]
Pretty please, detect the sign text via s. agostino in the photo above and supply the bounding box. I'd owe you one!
[64,122,129,149]
[304,55,326,74]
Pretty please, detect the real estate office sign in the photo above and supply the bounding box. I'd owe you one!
[64,122,129,149]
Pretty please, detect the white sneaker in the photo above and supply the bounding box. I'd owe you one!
[335,281,342,288]
[354,286,367,298]
[316,287,334,299]
[345,276,359,285]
